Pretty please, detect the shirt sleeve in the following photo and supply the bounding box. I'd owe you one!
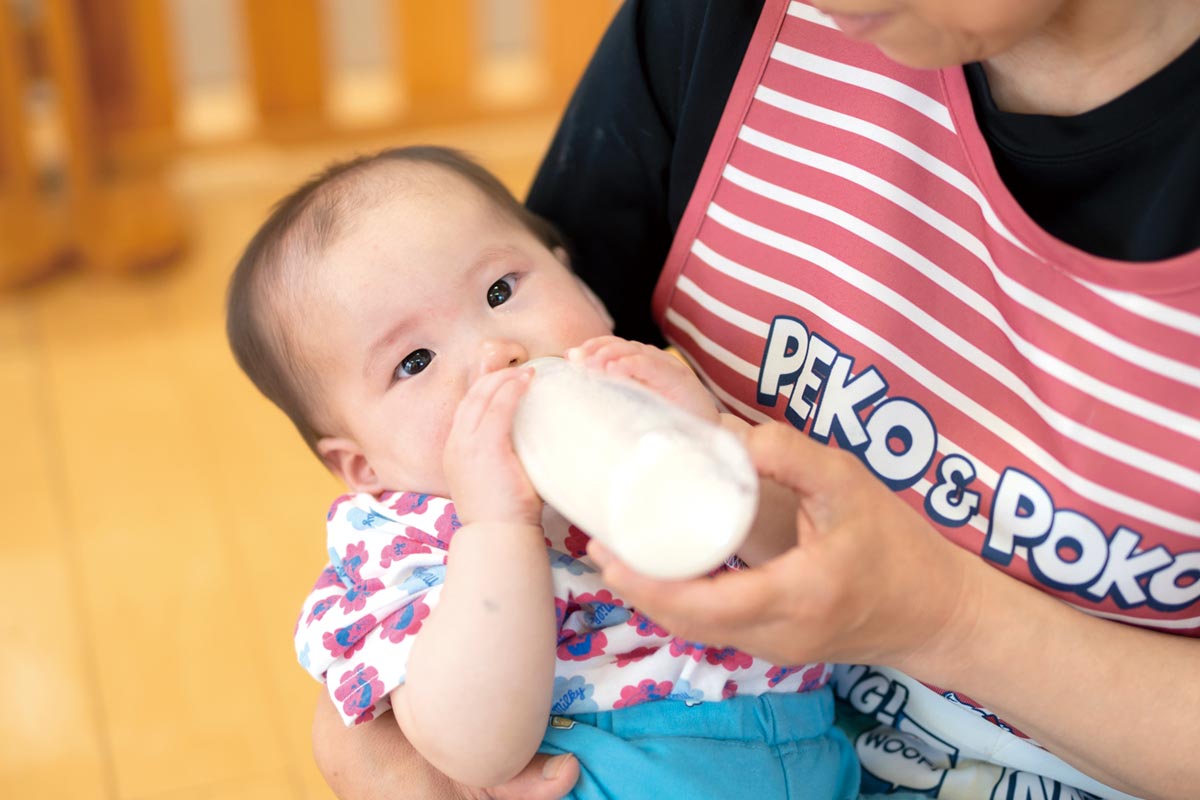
[294,491,461,725]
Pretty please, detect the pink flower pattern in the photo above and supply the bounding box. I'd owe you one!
[389,492,432,516]
[322,614,377,659]
[797,663,829,693]
[300,490,831,726]
[307,594,341,624]
[433,504,461,544]
[337,542,385,612]
[705,647,754,671]
[378,534,432,569]
[379,599,431,644]
[335,663,385,723]
[668,637,706,661]
[766,664,802,688]
[563,525,590,558]
[614,679,673,709]
[574,589,622,607]
[312,566,342,591]
[614,646,659,667]
[554,597,569,631]
[558,630,608,662]
[627,611,669,638]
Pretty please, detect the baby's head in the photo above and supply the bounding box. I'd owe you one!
[227,146,612,496]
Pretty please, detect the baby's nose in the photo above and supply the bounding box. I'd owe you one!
[476,339,529,377]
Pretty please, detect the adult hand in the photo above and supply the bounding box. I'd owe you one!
[588,421,980,678]
[475,754,579,800]
[590,422,1200,799]
[313,692,579,800]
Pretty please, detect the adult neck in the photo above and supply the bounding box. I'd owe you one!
[982,0,1200,115]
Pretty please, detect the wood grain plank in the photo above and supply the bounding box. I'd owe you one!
[32,275,293,798]
[0,300,110,799]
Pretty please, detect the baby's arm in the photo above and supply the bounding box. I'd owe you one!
[570,337,798,567]
[390,367,557,789]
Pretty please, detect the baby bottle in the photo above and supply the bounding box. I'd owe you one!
[511,356,758,579]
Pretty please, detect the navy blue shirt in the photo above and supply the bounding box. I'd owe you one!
[527,0,1200,343]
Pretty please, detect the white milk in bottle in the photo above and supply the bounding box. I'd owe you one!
[511,356,758,579]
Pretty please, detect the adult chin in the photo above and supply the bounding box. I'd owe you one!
[869,26,1004,71]
[822,7,1014,70]
[826,10,895,39]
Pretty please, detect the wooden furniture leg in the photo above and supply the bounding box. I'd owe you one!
[41,0,185,276]
[0,1,66,287]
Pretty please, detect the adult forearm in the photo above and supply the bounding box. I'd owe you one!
[312,690,580,800]
[915,556,1200,800]
[395,521,557,788]
[312,692,464,800]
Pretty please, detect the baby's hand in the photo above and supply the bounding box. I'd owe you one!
[443,367,543,527]
[568,336,720,424]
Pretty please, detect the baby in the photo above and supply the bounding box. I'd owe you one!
[226,146,859,798]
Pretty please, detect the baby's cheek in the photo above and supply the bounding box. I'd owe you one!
[430,405,461,466]
[562,314,612,348]
[395,405,458,496]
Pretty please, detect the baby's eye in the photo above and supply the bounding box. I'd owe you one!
[394,348,434,381]
[487,274,516,308]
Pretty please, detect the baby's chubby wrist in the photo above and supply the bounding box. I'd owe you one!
[444,519,551,593]
[449,518,546,548]
[445,479,544,531]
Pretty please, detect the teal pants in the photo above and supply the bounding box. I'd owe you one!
[537,688,863,800]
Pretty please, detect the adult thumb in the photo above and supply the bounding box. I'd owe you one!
[484,753,578,800]
[745,422,842,498]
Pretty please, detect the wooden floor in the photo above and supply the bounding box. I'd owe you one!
[0,113,558,799]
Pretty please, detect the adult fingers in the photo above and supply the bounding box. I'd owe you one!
[480,753,578,800]
[745,423,854,502]
[588,541,777,647]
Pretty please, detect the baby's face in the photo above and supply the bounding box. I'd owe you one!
[300,164,613,495]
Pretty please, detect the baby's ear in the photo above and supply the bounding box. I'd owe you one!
[317,437,384,493]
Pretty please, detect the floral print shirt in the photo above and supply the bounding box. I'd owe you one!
[295,491,829,725]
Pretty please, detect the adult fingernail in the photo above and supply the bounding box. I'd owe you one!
[542,753,573,779]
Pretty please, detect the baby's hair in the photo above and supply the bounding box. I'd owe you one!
[226,145,565,457]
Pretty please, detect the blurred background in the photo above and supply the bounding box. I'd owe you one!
[0,1,617,797]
